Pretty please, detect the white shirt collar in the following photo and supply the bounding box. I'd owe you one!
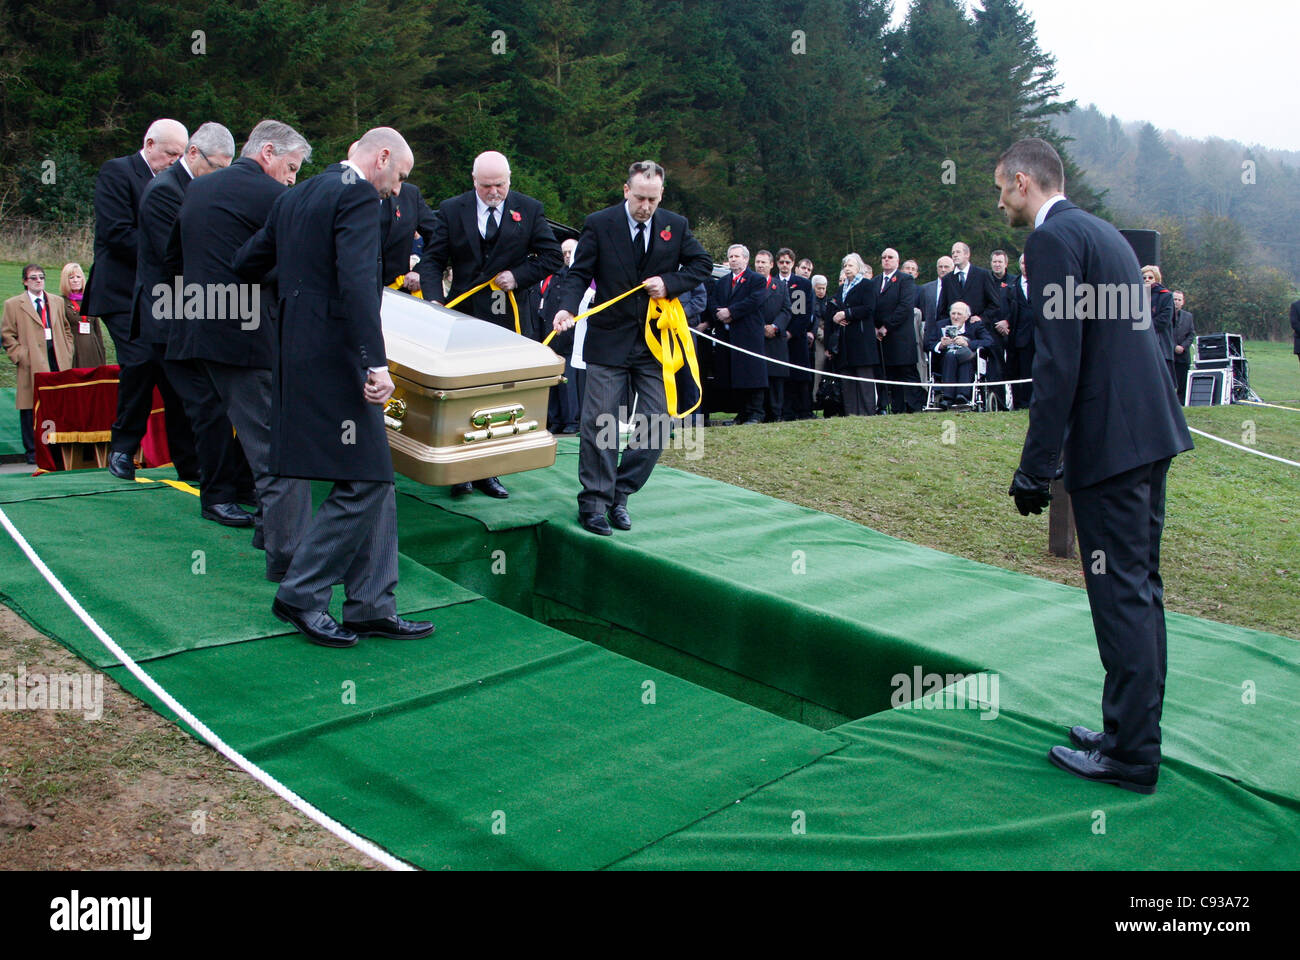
[139,150,156,178]
[179,157,195,180]
[1034,193,1067,229]
[28,290,47,310]
[341,159,367,181]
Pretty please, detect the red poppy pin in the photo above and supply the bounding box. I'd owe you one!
[890,275,897,282]
[659,227,671,241]
[394,206,402,219]
[510,210,521,222]
[1000,281,1007,287]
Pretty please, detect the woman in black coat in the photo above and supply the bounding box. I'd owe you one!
[830,253,880,415]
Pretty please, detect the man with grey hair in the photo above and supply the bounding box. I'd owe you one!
[418,149,563,499]
[121,122,244,521]
[235,126,432,648]
[168,119,313,575]
[706,243,767,423]
[84,118,191,481]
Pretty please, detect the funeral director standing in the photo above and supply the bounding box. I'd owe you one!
[996,137,1192,795]
[551,161,712,536]
[234,127,433,649]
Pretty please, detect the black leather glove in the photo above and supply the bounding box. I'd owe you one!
[1009,468,1052,516]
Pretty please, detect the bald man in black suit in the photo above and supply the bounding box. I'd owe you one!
[997,138,1192,795]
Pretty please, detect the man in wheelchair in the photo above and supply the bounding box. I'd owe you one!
[929,301,994,410]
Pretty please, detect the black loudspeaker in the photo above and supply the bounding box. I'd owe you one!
[1120,229,1161,269]
[1186,369,1227,406]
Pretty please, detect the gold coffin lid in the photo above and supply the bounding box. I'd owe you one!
[382,289,565,391]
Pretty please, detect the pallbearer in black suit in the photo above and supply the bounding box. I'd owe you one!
[552,161,713,535]
[380,181,438,294]
[170,119,314,582]
[873,248,921,413]
[83,118,194,482]
[996,137,1192,794]
[418,150,563,499]
[706,244,768,424]
[133,123,251,528]
[830,253,879,416]
[1005,253,1037,409]
[234,127,433,649]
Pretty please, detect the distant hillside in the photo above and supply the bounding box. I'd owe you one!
[1053,104,1298,338]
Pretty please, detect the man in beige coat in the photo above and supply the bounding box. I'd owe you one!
[3,264,74,463]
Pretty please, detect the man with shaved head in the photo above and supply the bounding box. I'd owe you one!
[235,126,433,649]
[418,150,563,499]
[84,118,196,482]
[872,247,921,412]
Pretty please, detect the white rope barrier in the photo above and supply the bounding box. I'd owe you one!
[1187,428,1300,468]
[0,504,415,872]
[689,326,1032,389]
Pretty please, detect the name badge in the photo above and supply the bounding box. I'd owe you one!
[79,321,91,334]
[45,326,53,341]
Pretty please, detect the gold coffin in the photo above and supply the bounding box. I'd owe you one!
[381,289,565,486]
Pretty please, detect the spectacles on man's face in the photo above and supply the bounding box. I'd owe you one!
[25,274,45,281]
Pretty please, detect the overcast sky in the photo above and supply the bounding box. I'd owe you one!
[892,1,1300,152]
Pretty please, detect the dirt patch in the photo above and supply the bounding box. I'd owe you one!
[0,605,376,870]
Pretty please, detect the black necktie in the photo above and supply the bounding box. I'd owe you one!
[484,207,499,244]
[633,222,645,256]
[35,298,45,322]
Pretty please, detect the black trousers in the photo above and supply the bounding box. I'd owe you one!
[764,378,786,422]
[737,387,766,423]
[884,364,924,413]
[1070,458,1172,766]
[104,317,198,477]
[161,357,253,508]
[938,348,976,401]
[1174,361,1190,403]
[784,381,813,420]
[18,408,35,463]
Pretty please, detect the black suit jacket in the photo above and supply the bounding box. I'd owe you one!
[131,160,193,344]
[381,183,438,287]
[556,204,712,367]
[1007,276,1037,351]
[832,277,880,368]
[918,278,945,354]
[83,152,154,319]
[1291,300,1300,355]
[1173,309,1196,360]
[234,163,390,483]
[939,264,1001,329]
[1020,199,1192,491]
[872,271,918,366]
[760,275,792,377]
[417,189,562,326]
[167,157,287,367]
[783,274,814,383]
[706,268,768,390]
[1150,284,1175,363]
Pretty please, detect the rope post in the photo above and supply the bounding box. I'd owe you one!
[1048,478,1075,558]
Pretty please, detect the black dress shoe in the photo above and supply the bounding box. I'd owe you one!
[450,481,474,497]
[342,615,435,639]
[607,504,631,530]
[108,451,136,480]
[272,597,358,648]
[1069,725,1104,751]
[579,512,612,536]
[202,502,256,527]
[474,476,509,498]
[1047,746,1158,794]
